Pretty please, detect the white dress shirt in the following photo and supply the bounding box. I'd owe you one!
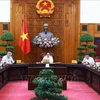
[1,55,14,65]
[82,57,94,65]
[41,56,53,63]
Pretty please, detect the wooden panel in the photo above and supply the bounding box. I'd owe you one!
[94,38,100,56]
[81,24,100,37]
[0,22,10,52]
[80,24,100,57]
[10,0,80,63]
[28,66,67,90]
[26,2,64,63]
[63,0,80,63]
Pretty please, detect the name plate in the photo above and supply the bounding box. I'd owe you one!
[45,64,50,67]
[16,60,21,63]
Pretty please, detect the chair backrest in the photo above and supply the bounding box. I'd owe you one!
[95,59,100,62]
[0,56,2,62]
[41,52,47,59]
[41,52,54,59]
[49,52,54,57]
[94,56,100,62]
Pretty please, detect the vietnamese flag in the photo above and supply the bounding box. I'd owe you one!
[19,17,31,54]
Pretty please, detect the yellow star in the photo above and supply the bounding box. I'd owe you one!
[43,2,48,6]
[21,32,28,41]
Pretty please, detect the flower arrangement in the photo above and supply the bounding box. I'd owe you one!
[32,35,60,48]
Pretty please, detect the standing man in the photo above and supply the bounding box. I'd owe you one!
[1,51,15,66]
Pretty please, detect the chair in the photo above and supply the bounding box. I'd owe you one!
[0,56,2,62]
[94,56,100,62]
[41,52,54,59]
[94,56,100,67]
[41,52,47,59]
[49,52,54,57]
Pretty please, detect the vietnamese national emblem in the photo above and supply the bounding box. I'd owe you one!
[36,0,55,17]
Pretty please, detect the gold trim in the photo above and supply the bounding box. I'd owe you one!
[36,0,55,17]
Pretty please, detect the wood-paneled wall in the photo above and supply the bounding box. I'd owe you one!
[80,24,100,56]
[80,24,100,37]
[0,1,100,63]
[10,0,80,63]
[0,22,10,52]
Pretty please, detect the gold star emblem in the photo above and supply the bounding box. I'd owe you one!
[21,32,28,41]
[43,1,48,6]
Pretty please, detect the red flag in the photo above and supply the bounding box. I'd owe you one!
[19,17,31,54]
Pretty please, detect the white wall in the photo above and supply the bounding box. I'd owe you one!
[0,0,10,22]
[80,0,100,23]
[0,0,100,23]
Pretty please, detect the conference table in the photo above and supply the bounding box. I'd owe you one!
[0,63,100,94]
[28,64,67,90]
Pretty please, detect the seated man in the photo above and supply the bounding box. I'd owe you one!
[1,51,15,66]
[41,53,53,63]
[94,56,100,67]
[82,52,95,65]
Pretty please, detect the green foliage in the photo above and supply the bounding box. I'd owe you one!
[31,98,39,100]
[89,51,96,56]
[77,33,97,61]
[39,69,54,76]
[77,52,84,61]
[0,32,14,55]
[6,45,15,53]
[31,69,68,100]
[80,33,93,42]
[6,45,14,49]
[0,43,7,47]
[77,45,87,50]
[1,32,14,41]
[88,44,98,48]
[0,51,7,55]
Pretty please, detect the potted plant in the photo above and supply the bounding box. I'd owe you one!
[77,33,97,61]
[31,69,68,100]
[0,32,14,56]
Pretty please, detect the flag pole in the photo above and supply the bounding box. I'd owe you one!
[23,13,26,63]
[19,13,31,62]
